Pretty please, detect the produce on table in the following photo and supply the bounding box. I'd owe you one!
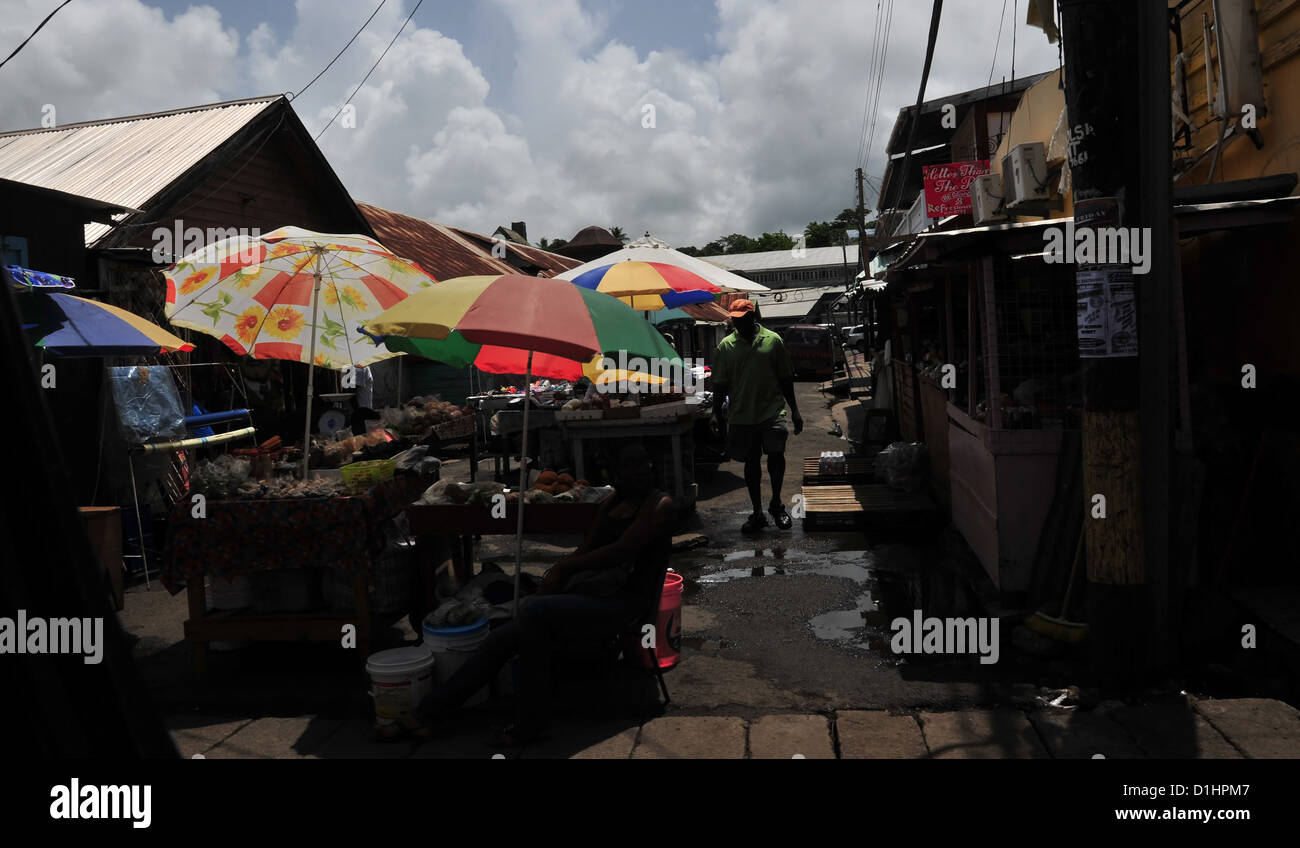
[375,396,474,438]
[191,455,251,499]
[191,454,348,499]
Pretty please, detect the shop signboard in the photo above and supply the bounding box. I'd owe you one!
[922,160,991,217]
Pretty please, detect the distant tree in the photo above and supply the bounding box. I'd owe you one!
[833,208,860,230]
[677,245,702,257]
[537,237,568,250]
[718,233,755,254]
[803,221,834,248]
[752,231,796,252]
[804,210,865,248]
[609,226,629,243]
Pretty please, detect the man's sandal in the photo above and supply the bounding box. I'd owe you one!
[741,512,769,534]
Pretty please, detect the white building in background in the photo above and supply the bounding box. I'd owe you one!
[699,245,860,290]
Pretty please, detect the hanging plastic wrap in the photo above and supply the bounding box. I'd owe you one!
[873,441,930,493]
[108,365,186,444]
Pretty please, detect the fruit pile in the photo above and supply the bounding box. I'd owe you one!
[378,396,474,436]
[529,470,589,495]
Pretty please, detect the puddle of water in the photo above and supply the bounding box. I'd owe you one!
[703,548,871,584]
[698,565,785,584]
[684,537,985,663]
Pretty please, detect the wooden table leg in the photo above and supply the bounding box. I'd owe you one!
[461,534,474,583]
[470,427,478,483]
[671,433,684,502]
[354,569,372,663]
[186,576,209,678]
[413,534,439,625]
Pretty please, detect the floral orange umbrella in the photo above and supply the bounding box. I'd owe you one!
[162,226,438,476]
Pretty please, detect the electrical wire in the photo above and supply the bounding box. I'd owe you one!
[1011,0,1017,86]
[0,0,71,71]
[291,0,388,100]
[986,0,1008,93]
[316,0,424,141]
[856,0,886,170]
[862,0,895,177]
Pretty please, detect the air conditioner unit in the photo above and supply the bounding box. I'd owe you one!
[1002,142,1049,207]
[970,174,1006,225]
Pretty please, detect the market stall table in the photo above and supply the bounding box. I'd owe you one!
[406,501,602,585]
[161,474,429,675]
[559,413,701,508]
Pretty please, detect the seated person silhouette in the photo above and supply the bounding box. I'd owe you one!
[379,442,674,745]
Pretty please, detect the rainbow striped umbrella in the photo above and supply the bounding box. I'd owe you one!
[364,274,680,379]
[565,260,721,311]
[365,273,681,615]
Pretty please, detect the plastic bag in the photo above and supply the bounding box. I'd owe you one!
[874,441,929,492]
[426,595,491,629]
[108,365,186,444]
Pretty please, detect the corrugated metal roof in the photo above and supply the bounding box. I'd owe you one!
[699,245,859,272]
[449,227,579,275]
[0,96,280,246]
[750,285,846,319]
[359,202,516,279]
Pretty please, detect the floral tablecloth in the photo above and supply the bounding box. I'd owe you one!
[159,474,428,594]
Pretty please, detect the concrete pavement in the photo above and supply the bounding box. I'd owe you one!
[168,697,1300,759]
[120,378,1300,759]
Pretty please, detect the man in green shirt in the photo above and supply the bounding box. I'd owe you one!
[710,300,803,533]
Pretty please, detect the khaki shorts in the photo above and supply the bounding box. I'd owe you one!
[727,415,788,461]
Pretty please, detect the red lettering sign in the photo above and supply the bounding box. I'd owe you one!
[922,160,990,217]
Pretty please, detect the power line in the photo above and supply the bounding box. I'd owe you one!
[855,0,885,169]
[986,0,1007,92]
[887,0,943,215]
[292,0,388,100]
[862,0,895,183]
[0,0,72,71]
[316,0,423,141]
[1011,0,1017,84]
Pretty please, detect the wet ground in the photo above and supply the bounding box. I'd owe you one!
[120,376,1300,756]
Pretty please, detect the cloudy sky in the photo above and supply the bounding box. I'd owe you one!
[0,0,1059,247]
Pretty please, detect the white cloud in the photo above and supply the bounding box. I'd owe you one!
[0,0,1060,248]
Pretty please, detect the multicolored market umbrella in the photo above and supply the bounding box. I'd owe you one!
[162,226,438,476]
[35,293,194,356]
[6,264,193,356]
[365,273,681,614]
[555,244,769,296]
[18,291,193,357]
[565,261,721,311]
[364,274,680,379]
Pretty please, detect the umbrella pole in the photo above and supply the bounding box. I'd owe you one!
[512,349,534,619]
[301,267,323,480]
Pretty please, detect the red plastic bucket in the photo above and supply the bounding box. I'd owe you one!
[627,572,683,670]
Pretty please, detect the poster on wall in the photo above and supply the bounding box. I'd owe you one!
[922,160,991,216]
[1076,266,1137,358]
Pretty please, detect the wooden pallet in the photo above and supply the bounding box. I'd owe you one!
[802,456,875,484]
[800,483,936,527]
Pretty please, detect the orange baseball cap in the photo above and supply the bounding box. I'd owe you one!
[728,298,756,318]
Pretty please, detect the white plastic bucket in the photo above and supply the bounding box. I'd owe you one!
[422,615,490,706]
[365,646,435,725]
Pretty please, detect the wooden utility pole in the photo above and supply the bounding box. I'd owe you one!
[856,166,868,325]
[1058,0,1172,689]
